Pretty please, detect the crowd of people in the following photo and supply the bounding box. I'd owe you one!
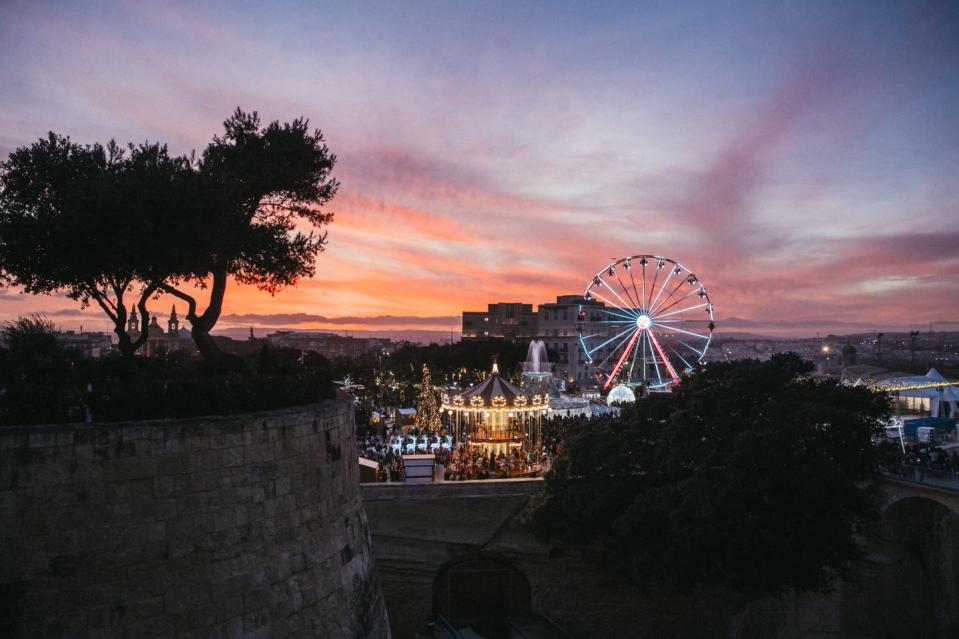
[876,439,959,481]
[356,430,403,481]
[357,424,548,482]
[435,444,542,480]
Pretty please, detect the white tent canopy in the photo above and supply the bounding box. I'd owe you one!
[899,386,940,399]
[926,369,957,418]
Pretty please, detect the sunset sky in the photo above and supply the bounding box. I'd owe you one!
[1,1,957,337]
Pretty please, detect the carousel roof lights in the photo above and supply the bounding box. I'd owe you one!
[441,363,548,411]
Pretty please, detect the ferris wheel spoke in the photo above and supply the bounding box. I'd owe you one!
[627,262,642,313]
[627,328,642,379]
[646,260,662,310]
[593,326,641,372]
[614,270,639,310]
[645,333,664,386]
[639,330,648,383]
[656,323,711,341]
[675,338,706,358]
[648,330,680,384]
[597,274,638,315]
[603,329,640,390]
[652,285,700,316]
[667,342,694,370]
[655,316,713,323]
[578,332,605,339]
[578,333,593,364]
[654,301,710,320]
[593,307,639,323]
[586,323,637,357]
[648,266,675,315]
[590,288,638,320]
[651,275,690,317]
[652,285,703,317]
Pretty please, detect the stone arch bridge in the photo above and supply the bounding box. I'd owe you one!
[361,474,959,638]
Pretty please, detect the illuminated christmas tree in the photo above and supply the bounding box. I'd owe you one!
[414,363,441,432]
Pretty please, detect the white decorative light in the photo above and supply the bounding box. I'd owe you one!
[607,383,636,405]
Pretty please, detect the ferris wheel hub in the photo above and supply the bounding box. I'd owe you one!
[636,314,652,330]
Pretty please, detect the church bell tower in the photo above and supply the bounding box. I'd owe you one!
[168,306,179,336]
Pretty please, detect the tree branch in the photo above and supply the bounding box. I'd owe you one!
[198,267,228,331]
[157,282,198,323]
[88,287,118,324]
[130,282,160,350]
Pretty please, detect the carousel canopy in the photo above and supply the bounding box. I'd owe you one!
[461,371,527,405]
[444,364,545,410]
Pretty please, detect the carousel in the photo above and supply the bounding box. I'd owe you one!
[442,363,547,454]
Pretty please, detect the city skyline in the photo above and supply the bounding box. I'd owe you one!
[1,1,958,335]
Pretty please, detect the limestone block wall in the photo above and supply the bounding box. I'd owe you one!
[0,397,390,638]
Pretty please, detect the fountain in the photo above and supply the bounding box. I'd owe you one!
[523,340,550,374]
[521,340,554,396]
[520,340,592,417]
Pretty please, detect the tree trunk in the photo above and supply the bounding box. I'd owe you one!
[115,326,135,358]
[167,269,244,371]
[109,288,155,358]
[89,285,141,359]
[189,324,242,371]
[129,284,159,353]
[112,302,148,359]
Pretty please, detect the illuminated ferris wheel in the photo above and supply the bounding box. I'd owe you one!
[578,255,715,391]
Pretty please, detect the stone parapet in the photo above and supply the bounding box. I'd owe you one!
[0,398,390,638]
[360,477,544,501]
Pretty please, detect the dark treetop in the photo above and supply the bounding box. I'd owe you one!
[533,354,889,599]
[0,108,338,368]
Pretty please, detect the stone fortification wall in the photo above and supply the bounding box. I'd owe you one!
[362,480,959,639]
[0,398,390,638]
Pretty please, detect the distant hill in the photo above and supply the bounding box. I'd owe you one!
[213,326,460,345]
[718,317,959,338]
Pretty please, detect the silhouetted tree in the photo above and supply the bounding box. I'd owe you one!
[387,339,530,383]
[0,315,73,381]
[533,354,888,599]
[1,110,337,367]
[0,135,193,356]
[158,109,338,369]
